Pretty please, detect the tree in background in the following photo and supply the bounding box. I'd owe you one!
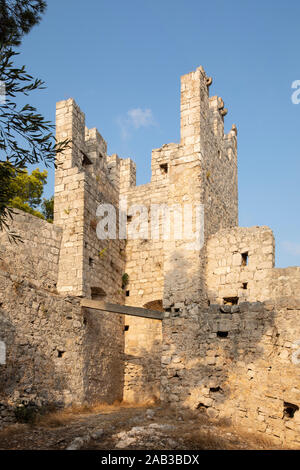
[41,194,53,222]
[0,0,46,47]
[0,0,68,238]
[7,167,54,222]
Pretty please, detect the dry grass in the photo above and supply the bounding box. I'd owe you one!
[150,407,283,450]
[0,402,288,450]
[227,426,285,450]
[36,400,156,428]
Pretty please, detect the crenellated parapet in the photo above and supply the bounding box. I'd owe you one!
[53,66,239,306]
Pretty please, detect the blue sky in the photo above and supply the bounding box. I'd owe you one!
[17,0,300,267]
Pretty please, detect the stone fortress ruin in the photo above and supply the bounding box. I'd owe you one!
[1,66,300,446]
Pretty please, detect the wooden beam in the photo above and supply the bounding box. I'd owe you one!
[80,298,164,321]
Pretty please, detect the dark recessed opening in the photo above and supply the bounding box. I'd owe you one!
[284,402,299,418]
[217,331,228,338]
[144,300,163,312]
[91,286,106,300]
[126,290,130,297]
[124,325,129,332]
[81,151,92,167]
[127,215,132,222]
[242,283,248,290]
[160,163,168,175]
[241,252,248,266]
[196,402,209,410]
[223,297,238,305]
[83,317,87,326]
[89,257,94,267]
[57,350,65,358]
[210,386,222,393]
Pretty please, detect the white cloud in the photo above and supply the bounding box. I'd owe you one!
[127,108,155,129]
[282,241,300,256]
[117,108,155,139]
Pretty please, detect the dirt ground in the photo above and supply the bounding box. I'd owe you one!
[0,404,284,450]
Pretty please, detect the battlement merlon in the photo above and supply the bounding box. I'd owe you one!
[180,66,237,152]
[56,98,86,171]
[55,98,136,192]
[85,127,107,162]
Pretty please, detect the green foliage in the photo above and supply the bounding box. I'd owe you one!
[0,1,69,237]
[0,161,19,239]
[9,167,47,206]
[41,194,53,222]
[3,167,54,222]
[14,401,39,423]
[0,40,69,235]
[8,167,47,218]
[14,400,57,424]
[122,273,129,289]
[98,247,107,258]
[0,0,47,47]
[0,46,69,170]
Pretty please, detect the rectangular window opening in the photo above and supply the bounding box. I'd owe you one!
[242,283,248,290]
[126,290,130,297]
[217,331,228,338]
[223,297,239,305]
[160,163,168,175]
[241,252,248,266]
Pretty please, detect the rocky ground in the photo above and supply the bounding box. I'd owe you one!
[0,404,283,450]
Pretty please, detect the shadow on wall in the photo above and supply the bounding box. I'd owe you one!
[0,271,89,426]
[162,248,284,417]
[82,308,125,405]
[123,340,162,404]
[0,307,69,425]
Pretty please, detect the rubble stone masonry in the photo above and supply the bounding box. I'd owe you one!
[0,66,299,445]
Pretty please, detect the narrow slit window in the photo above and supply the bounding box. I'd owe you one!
[241,252,248,266]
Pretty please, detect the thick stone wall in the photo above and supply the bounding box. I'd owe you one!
[2,65,300,447]
[121,66,239,402]
[122,66,239,311]
[162,299,300,446]
[0,270,124,427]
[123,182,167,308]
[0,209,62,290]
[206,226,300,306]
[206,226,275,303]
[123,316,162,403]
[54,99,126,302]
